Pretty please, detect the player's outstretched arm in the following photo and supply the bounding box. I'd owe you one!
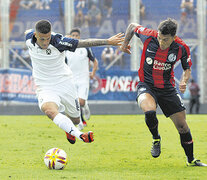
[77,33,124,48]
[120,23,139,54]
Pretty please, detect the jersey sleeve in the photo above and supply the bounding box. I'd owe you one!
[134,25,157,44]
[86,47,95,61]
[25,30,34,41]
[50,33,79,52]
[180,45,192,70]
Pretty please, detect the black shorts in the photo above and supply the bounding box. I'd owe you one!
[136,82,186,117]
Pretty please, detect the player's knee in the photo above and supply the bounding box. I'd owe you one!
[145,110,158,129]
[177,124,189,134]
[44,109,57,120]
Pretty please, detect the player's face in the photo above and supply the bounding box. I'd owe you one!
[157,32,175,50]
[70,32,80,39]
[35,31,51,49]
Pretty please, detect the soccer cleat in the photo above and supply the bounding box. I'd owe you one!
[151,139,161,158]
[84,104,91,120]
[65,132,76,144]
[80,131,94,143]
[187,159,207,167]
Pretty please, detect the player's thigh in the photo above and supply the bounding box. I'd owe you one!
[138,93,156,112]
[36,89,62,112]
[136,82,157,112]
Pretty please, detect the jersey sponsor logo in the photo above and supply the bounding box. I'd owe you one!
[46,49,51,55]
[153,60,171,71]
[147,49,155,53]
[168,53,176,62]
[146,57,153,65]
[59,41,73,47]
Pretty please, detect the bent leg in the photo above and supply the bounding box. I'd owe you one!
[41,102,82,139]
[138,93,161,157]
[138,93,160,139]
[170,111,194,162]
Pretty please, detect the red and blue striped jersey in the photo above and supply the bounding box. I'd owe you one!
[134,25,192,89]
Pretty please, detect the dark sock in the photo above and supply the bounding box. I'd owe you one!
[145,111,160,139]
[180,130,194,163]
[80,107,86,123]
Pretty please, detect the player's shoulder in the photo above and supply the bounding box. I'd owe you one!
[51,32,78,46]
[51,32,63,41]
[135,25,157,38]
[25,29,35,40]
[174,36,189,49]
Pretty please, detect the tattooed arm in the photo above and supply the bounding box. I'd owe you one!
[120,23,139,54]
[77,33,124,48]
[77,39,108,47]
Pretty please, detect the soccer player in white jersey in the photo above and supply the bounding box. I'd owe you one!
[25,20,124,144]
[65,28,98,130]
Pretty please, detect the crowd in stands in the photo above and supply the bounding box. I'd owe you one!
[74,0,113,27]
[20,0,53,10]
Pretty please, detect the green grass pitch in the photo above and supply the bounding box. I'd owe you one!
[0,114,207,179]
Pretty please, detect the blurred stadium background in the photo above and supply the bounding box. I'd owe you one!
[0,0,206,115]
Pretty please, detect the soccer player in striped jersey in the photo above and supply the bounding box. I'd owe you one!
[120,18,207,166]
[65,28,98,130]
[25,20,124,144]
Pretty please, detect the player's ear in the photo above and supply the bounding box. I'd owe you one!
[34,31,37,38]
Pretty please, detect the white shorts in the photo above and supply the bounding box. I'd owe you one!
[36,78,80,118]
[75,81,89,100]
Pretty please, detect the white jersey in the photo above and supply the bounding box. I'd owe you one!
[25,30,79,86]
[65,47,95,82]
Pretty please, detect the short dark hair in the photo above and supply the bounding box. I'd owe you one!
[158,18,177,36]
[69,28,81,35]
[190,79,195,83]
[35,20,51,34]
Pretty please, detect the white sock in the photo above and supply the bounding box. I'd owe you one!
[77,117,84,130]
[53,113,82,139]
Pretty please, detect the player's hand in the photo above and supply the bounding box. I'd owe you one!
[120,44,131,54]
[107,33,125,46]
[89,72,94,79]
[179,81,187,93]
